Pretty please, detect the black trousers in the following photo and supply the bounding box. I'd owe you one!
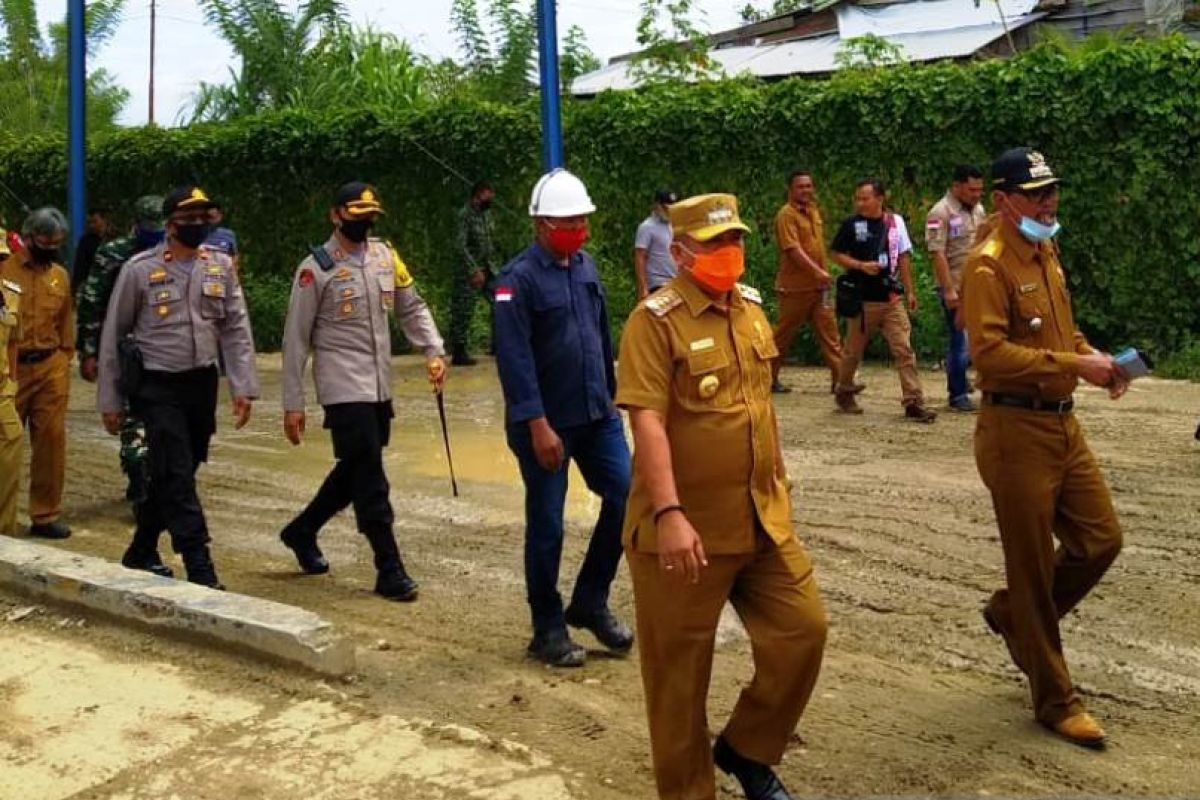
[129,367,218,554]
[292,401,395,537]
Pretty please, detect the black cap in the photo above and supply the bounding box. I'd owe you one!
[991,148,1061,193]
[333,182,385,217]
[655,188,680,206]
[163,185,217,217]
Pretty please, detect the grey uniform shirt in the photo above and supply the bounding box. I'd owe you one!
[97,243,260,414]
[635,214,677,291]
[282,236,444,412]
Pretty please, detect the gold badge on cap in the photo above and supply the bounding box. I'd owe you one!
[699,374,720,399]
[362,189,375,203]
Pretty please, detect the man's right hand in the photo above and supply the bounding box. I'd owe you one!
[469,270,486,291]
[942,288,961,310]
[284,411,306,446]
[1077,352,1117,388]
[858,260,882,276]
[80,356,98,383]
[530,419,565,472]
[656,510,708,584]
[102,411,124,436]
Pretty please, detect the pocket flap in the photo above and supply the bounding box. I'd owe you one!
[687,347,729,375]
[149,285,183,304]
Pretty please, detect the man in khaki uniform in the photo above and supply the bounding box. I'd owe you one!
[926,165,987,411]
[0,208,74,538]
[1,234,23,536]
[964,148,1125,748]
[98,186,260,588]
[618,193,827,800]
[280,182,446,601]
[770,170,848,395]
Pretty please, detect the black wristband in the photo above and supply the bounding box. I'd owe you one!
[653,504,685,525]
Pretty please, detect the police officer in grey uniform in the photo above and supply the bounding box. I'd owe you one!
[97,186,259,589]
[280,182,446,601]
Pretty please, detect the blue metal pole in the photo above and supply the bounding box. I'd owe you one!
[67,0,87,270]
[535,0,564,170]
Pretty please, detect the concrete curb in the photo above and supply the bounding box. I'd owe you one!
[0,536,355,676]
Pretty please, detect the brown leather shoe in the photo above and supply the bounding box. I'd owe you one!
[835,392,863,414]
[1049,713,1107,749]
[982,605,1025,673]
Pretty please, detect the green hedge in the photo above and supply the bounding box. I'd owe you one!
[2,37,1198,376]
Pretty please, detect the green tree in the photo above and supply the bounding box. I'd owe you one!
[833,34,907,70]
[561,24,601,91]
[629,0,718,84]
[739,0,808,24]
[0,0,129,141]
[447,0,540,101]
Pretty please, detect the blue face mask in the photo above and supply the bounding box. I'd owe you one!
[1018,216,1061,243]
[134,227,165,251]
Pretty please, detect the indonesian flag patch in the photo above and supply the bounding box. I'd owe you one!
[298,268,314,288]
[495,286,514,303]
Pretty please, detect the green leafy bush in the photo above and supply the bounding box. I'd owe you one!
[2,37,1197,371]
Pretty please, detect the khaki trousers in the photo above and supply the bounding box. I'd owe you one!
[836,301,923,406]
[772,290,842,384]
[0,396,20,535]
[15,350,69,524]
[628,532,827,800]
[975,405,1122,724]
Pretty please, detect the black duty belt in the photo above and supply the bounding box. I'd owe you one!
[984,392,1074,413]
[17,349,55,365]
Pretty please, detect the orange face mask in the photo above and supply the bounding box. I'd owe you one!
[686,243,745,293]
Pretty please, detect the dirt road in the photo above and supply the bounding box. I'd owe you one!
[3,357,1199,798]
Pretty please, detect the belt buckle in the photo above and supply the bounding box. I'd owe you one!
[1053,398,1069,413]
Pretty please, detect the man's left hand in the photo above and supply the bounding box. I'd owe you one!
[428,356,447,394]
[469,270,486,291]
[907,293,919,313]
[232,396,253,429]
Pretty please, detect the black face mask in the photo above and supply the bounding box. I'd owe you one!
[173,222,211,249]
[29,245,60,265]
[339,218,374,243]
[476,199,493,212]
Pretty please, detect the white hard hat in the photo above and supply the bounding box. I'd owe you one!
[528,168,596,218]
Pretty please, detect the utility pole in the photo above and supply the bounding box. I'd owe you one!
[149,0,157,125]
[535,0,564,170]
[68,0,87,271]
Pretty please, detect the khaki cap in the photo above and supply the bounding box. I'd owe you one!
[668,193,751,242]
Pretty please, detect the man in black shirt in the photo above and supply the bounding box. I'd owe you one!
[830,179,936,422]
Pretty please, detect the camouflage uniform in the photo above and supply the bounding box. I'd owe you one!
[77,196,164,504]
[450,203,497,355]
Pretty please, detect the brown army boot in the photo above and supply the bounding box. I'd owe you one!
[905,403,938,423]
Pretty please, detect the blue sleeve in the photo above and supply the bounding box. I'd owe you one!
[599,290,617,400]
[493,268,545,424]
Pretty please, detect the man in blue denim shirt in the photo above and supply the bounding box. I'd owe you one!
[494,169,633,668]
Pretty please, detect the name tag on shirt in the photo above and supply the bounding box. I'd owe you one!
[690,337,715,352]
[202,281,226,298]
[949,215,965,238]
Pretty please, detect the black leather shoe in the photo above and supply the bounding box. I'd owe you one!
[182,546,225,590]
[375,566,419,601]
[528,629,586,668]
[770,381,792,394]
[713,736,795,800]
[280,524,330,575]
[29,520,71,539]
[121,546,174,578]
[564,605,634,653]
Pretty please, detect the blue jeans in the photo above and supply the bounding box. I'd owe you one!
[941,290,970,403]
[507,412,631,635]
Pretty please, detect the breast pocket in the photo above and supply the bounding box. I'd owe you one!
[682,347,733,408]
[376,270,395,311]
[750,335,779,398]
[39,282,68,318]
[200,280,227,320]
[1014,290,1047,339]
[145,285,185,327]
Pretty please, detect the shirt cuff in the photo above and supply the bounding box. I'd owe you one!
[507,399,546,424]
[615,390,669,416]
[1055,351,1083,375]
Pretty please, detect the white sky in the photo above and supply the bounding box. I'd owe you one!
[33,0,747,126]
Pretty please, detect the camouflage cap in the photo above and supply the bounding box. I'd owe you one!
[134,195,165,232]
[668,193,751,242]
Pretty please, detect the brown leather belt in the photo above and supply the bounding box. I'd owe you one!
[17,349,55,365]
[984,392,1074,413]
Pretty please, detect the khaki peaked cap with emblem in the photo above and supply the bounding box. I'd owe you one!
[668,193,751,242]
[334,182,386,217]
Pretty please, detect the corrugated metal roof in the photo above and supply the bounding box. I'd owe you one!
[571,13,1044,95]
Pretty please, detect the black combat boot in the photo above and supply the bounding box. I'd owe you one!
[122,524,174,578]
[451,344,477,367]
[181,544,225,590]
[363,527,418,601]
[280,520,330,575]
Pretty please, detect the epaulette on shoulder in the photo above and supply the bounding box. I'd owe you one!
[737,283,763,305]
[125,248,158,267]
[308,245,336,272]
[980,236,1004,261]
[2,278,21,294]
[644,287,683,318]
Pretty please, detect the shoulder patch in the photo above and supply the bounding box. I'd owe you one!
[644,288,683,317]
[980,237,1004,260]
[2,279,20,294]
[737,283,762,305]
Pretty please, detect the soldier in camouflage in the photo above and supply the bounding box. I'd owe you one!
[450,181,498,366]
[77,195,165,506]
